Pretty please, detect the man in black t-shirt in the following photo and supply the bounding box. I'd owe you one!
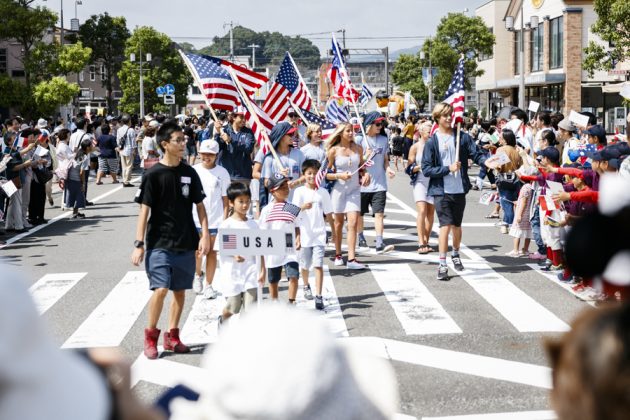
[131,121,210,360]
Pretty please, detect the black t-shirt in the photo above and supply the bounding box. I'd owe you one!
[392,136,405,153]
[183,126,195,147]
[96,134,117,158]
[135,162,206,251]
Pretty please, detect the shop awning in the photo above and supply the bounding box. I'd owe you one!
[601,82,630,95]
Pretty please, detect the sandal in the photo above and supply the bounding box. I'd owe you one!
[485,213,500,219]
[95,181,103,185]
[418,245,431,254]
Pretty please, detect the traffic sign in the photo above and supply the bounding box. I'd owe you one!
[165,84,175,95]
[163,94,175,105]
[156,86,165,97]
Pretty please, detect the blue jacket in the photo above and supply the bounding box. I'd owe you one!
[421,130,487,196]
[215,125,255,180]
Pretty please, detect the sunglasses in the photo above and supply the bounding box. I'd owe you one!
[374,122,383,127]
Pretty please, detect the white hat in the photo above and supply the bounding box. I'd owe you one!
[170,305,399,420]
[0,264,110,420]
[198,139,219,154]
[144,114,154,122]
[37,118,48,129]
[148,120,159,128]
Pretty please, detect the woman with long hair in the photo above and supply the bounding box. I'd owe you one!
[325,123,370,270]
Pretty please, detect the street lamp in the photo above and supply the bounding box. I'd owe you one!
[247,44,260,69]
[420,39,433,112]
[130,49,152,117]
[506,6,538,110]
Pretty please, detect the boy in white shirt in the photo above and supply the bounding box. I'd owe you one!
[259,173,302,303]
[192,140,230,299]
[293,160,333,310]
[216,183,264,325]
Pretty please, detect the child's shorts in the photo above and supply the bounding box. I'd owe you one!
[299,245,325,270]
[225,288,257,314]
[145,249,195,290]
[267,261,299,283]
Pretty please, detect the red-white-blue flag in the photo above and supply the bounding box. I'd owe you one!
[327,34,359,102]
[237,92,274,155]
[265,201,301,223]
[430,56,466,135]
[300,109,337,139]
[263,52,313,122]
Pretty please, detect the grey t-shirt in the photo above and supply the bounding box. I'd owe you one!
[436,132,464,194]
[300,143,326,162]
[357,134,388,193]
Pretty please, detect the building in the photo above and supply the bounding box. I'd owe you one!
[476,0,628,133]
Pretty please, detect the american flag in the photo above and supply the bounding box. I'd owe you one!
[430,56,466,135]
[239,93,274,155]
[223,234,237,250]
[359,83,374,106]
[262,52,312,122]
[315,159,328,189]
[300,109,337,139]
[363,150,376,167]
[206,54,268,96]
[183,52,240,110]
[326,97,350,124]
[265,201,301,223]
[327,33,359,102]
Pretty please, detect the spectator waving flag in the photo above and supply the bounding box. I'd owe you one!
[430,56,466,135]
[181,52,241,111]
[266,201,301,223]
[300,109,337,139]
[359,83,374,106]
[327,33,359,102]
[326,97,350,124]
[262,52,313,122]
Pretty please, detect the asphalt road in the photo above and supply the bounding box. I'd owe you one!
[2,166,590,419]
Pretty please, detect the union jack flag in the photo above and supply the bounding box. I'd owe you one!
[300,109,337,139]
[266,201,301,223]
[222,234,237,250]
[327,33,359,102]
[262,52,313,122]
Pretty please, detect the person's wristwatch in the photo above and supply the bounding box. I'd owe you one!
[133,240,145,248]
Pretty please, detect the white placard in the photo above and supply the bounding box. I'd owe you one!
[218,228,292,256]
[479,191,498,206]
[494,152,512,165]
[569,110,590,128]
[546,180,564,195]
[528,100,540,113]
[1,180,18,198]
[35,145,49,156]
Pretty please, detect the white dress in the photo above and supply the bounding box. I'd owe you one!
[412,141,434,204]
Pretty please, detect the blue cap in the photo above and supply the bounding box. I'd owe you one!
[268,122,297,150]
[539,146,560,163]
[362,111,385,129]
[586,145,621,161]
[583,124,606,144]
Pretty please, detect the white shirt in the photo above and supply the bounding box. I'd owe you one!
[216,217,260,296]
[116,124,136,157]
[141,136,159,160]
[192,163,230,229]
[69,129,88,153]
[292,186,332,247]
[259,201,299,268]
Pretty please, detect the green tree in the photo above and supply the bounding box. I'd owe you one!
[178,42,197,54]
[421,13,495,99]
[33,76,80,115]
[391,53,428,103]
[78,13,131,113]
[582,0,630,76]
[118,26,191,115]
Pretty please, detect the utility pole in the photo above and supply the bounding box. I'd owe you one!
[224,21,236,60]
[342,29,346,49]
[248,44,260,69]
[383,47,389,96]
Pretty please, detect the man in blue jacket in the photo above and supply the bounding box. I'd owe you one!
[421,103,487,281]
[214,106,255,184]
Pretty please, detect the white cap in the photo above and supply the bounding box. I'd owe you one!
[148,120,159,128]
[37,118,48,128]
[170,305,399,420]
[198,139,219,154]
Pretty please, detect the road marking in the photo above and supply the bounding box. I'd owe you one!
[422,410,556,419]
[370,264,462,335]
[386,192,569,333]
[383,208,412,215]
[62,271,152,348]
[180,294,227,345]
[527,264,597,307]
[29,272,87,314]
[344,337,552,389]
[131,347,207,389]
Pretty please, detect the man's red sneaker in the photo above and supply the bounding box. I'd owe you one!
[163,328,190,353]
[144,328,160,360]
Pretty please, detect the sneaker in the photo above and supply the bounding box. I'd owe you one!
[203,284,218,299]
[500,225,509,234]
[542,263,563,272]
[23,222,33,229]
[538,258,551,267]
[347,259,366,270]
[557,272,575,283]
[358,238,368,248]
[333,255,344,266]
[193,272,204,294]
[529,251,546,260]
[315,295,324,310]
[375,244,395,254]
[451,255,465,271]
[437,265,449,281]
[303,284,314,300]
[505,250,520,257]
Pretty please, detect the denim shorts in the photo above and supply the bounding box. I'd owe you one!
[299,245,325,269]
[145,249,196,290]
[196,227,218,236]
[267,261,299,283]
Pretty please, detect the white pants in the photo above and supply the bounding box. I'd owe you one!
[540,206,563,251]
[5,189,23,230]
[121,155,133,184]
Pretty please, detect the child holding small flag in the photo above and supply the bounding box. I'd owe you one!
[292,159,333,310]
[259,173,302,303]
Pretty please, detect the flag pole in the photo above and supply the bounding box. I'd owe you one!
[178,50,221,125]
[287,51,320,117]
[454,121,462,178]
[288,99,309,128]
[226,66,284,168]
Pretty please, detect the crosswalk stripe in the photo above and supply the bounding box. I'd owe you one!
[527,264,596,307]
[383,208,412,215]
[29,272,87,315]
[370,264,462,335]
[180,294,226,345]
[62,271,152,348]
[422,410,556,419]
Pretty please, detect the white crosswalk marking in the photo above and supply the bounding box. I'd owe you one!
[29,272,87,314]
[369,264,462,335]
[180,294,226,345]
[62,271,152,348]
[421,411,556,419]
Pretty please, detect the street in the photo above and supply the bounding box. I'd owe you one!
[2,168,589,419]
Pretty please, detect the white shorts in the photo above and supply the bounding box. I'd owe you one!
[413,181,434,204]
[330,184,360,213]
[299,245,325,270]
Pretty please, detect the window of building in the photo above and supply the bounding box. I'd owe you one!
[89,65,96,81]
[100,64,106,81]
[479,27,494,61]
[531,23,543,72]
[0,48,7,74]
[349,71,360,78]
[549,16,563,69]
[11,69,25,78]
[514,30,523,75]
[191,86,201,95]
[79,70,84,82]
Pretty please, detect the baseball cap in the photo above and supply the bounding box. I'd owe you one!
[269,121,297,149]
[267,172,289,191]
[148,119,159,128]
[583,124,606,144]
[557,118,576,132]
[362,111,386,129]
[198,139,220,154]
[144,114,154,122]
[37,118,48,129]
[539,146,560,163]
